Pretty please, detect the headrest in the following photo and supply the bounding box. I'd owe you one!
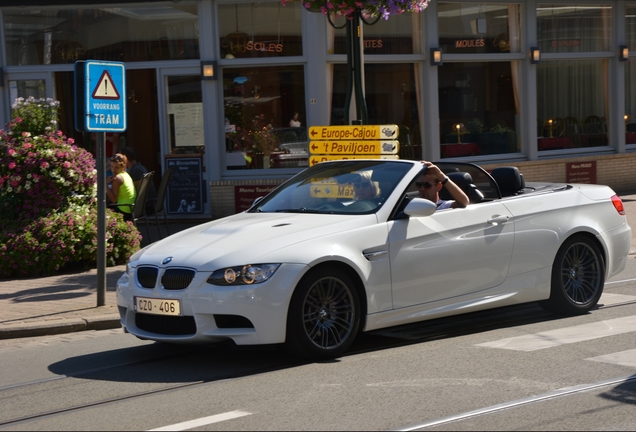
[491,166,523,195]
[448,172,473,187]
[337,173,362,184]
[439,172,484,203]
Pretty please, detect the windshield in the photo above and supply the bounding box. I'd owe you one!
[249,161,412,215]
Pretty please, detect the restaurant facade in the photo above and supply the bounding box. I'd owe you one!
[0,0,634,218]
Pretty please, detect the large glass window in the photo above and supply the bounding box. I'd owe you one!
[330,63,422,161]
[223,65,306,170]
[626,5,636,142]
[8,80,46,108]
[166,76,204,154]
[537,4,612,53]
[329,13,421,55]
[218,2,302,59]
[438,62,519,158]
[537,59,609,149]
[3,4,200,65]
[438,3,523,54]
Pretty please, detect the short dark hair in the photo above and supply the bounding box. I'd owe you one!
[120,146,137,162]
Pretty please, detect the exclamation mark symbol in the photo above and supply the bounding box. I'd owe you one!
[104,79,109,95]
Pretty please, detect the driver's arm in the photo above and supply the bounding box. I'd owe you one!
[442,177,470,208]
[421,161,470,208]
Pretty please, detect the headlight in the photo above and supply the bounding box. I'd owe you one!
[207,264,281,286]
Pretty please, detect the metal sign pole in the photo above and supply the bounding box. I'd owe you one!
[75,60,126,308]
[96,132,107,306]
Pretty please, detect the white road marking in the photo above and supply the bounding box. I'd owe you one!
[475,315,636,351]
[598,293,636,305]
[395,374,636,431]
[148,411,252,431]
[587,348,636,368]
[605,277,636,285]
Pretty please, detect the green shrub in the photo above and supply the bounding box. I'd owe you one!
[0,204,141,278]
[0,97,141,278]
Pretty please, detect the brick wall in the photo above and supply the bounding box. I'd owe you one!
[209,153,636,219]
[481,153,636,195]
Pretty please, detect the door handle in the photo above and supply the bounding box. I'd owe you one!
[487,215,510,225]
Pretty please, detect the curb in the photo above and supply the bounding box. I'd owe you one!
[0,316,121,340]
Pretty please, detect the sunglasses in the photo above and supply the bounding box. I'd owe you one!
[415,181,439,189]
[111,155,124,162]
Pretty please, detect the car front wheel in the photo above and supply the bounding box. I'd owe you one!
[539,234,605,315]
[286,268,361,360]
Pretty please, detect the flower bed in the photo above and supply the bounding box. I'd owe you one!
[0,97,141,278]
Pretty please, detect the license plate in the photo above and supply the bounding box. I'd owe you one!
[134,296,181,316]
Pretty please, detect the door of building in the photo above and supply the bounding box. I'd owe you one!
[158,67,208,216]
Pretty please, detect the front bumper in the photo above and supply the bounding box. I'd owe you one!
[116,263,308,345]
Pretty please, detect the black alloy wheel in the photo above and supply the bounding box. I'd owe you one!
[286,268,360,360]
[539,234,605,315]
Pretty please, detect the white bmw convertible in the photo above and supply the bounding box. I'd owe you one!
[116,160,631,359]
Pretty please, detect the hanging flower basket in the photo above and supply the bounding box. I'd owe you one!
[282,0,430,19]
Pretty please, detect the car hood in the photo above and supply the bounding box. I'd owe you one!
[133,212,377,269]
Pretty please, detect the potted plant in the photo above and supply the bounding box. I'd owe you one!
[253,129,280,169]
[475,123,516,154]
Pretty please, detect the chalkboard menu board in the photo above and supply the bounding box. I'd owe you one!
[166,157,204,214]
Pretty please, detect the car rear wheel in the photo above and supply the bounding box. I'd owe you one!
[286,268,360,360]
[539,235,605,315]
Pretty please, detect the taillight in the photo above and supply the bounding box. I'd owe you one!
[611,195,625,216]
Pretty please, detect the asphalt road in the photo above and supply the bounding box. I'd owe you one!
[0,258,634,431]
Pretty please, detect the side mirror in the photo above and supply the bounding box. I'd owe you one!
[404,198,437,217]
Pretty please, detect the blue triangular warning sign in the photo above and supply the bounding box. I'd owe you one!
[92,70,120,100]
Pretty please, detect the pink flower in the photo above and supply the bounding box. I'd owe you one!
[8,162,16,170]
[40,161,49,169]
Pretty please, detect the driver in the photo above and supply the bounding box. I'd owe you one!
[353,171,381,200]
[416,161,469,209]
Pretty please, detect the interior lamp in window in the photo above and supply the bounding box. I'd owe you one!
[544,118,555,138]
[452,123,468,144]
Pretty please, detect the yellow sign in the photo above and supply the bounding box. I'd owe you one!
[309,125,399,141]
[309,182,355,198]
[309,155,399,166]
[309,140,399,155]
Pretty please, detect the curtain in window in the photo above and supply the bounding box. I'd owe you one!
[412,12,422,141]
[508,4,521,149]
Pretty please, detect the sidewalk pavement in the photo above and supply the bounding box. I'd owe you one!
[0,219,204,340]
[2,194,636,341]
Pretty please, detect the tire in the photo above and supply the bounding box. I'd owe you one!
[539,234,605,315]
[286,268,361,360]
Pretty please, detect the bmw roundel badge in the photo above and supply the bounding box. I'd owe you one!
[162,257,173,265]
